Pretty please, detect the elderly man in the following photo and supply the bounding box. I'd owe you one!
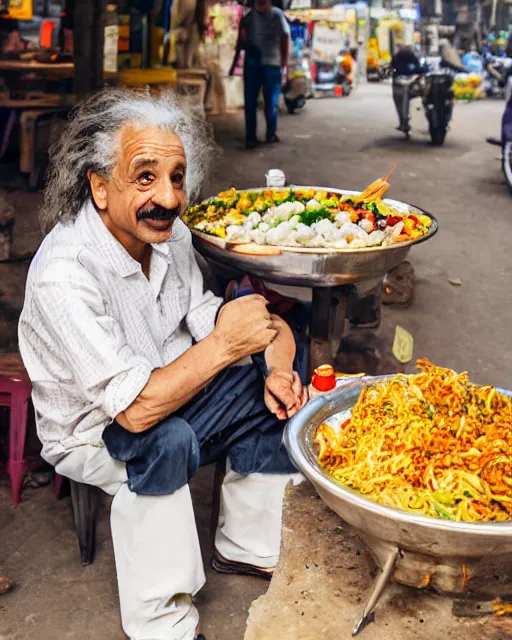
[19,88,306,640]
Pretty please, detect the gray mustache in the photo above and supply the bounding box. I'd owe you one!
[136,205,181,221]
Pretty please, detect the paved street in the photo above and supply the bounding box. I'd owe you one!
[1,83,511,640]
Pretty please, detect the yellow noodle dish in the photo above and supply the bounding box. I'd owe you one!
[315,360,512,523]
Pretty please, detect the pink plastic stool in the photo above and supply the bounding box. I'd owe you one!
[0,355,33,507]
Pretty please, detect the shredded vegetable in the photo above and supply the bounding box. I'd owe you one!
[315,359,512,522]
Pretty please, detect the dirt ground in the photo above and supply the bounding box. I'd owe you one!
[1,82,511,640]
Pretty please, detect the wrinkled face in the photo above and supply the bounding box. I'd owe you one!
[88,124,187,252]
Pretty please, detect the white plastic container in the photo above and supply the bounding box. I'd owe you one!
[265,169,286,188]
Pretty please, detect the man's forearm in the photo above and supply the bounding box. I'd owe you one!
[116,333,233,433]
[264,314,296,373]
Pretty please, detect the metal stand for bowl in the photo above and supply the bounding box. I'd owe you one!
[191,191,437,377]
[352,546,399,635]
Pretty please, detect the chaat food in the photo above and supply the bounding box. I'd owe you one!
[183,175,432,250]
[315,359,512,523]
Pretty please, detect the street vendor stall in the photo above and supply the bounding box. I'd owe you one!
[286,5,367,95]
[203,1,244,112]
[0,57,75,187]
[184,175,438,375]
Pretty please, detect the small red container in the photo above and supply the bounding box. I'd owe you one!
[311,364,336,392]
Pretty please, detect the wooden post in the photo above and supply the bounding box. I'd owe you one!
[72,0,107,98]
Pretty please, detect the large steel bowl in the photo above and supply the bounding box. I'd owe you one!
[284,377,512,559]
[191,187,438,287]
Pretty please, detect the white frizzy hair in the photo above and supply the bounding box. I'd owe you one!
[40,87,216,234]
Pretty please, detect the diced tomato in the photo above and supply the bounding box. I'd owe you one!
[363,212,375,224]
[386,215,402,227]
[409,214,419,225]
[341,419,351,429]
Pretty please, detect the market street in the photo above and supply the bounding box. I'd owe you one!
[208,82,512,386]
[1,82,511,640]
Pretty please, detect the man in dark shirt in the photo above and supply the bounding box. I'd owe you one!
[391,45,423,132]
[391,45,422,76]
[230,0,290,149]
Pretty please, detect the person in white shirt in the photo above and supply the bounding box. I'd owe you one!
[18,88,306,640]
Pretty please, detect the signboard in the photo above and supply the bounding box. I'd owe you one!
[289,0,312,9]
[312,24,346,62]
[0,0,32,20]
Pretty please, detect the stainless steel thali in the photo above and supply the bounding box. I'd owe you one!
[190,187,439,287]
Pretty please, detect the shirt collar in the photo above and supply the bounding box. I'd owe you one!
[78,200,174,278]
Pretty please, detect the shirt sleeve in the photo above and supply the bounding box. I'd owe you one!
[34,263,153,420]
[279,10,291,37]
[185,245,223,343]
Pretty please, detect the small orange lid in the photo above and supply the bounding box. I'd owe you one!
[314,364,335,377]
[311,364,336,392]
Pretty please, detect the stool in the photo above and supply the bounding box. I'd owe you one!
[0,355,33,507]
[54,475,102,565]
[58,458,227,566]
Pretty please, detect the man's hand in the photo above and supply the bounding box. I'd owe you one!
[264,369,308,420]
[281,67,288,88]
[213,295,277,361]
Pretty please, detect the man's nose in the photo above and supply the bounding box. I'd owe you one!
[152,177,181,210]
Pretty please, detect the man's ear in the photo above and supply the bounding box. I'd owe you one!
[88,170,109,211]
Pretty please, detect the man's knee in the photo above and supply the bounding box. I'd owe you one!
[114,417,200,496]
[152,417,200,478]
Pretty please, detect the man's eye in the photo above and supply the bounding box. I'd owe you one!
[172,172,185,188]
[138,172,155,186]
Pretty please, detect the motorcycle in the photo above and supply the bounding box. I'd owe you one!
[486,73,512,193]
[393,62,456,146]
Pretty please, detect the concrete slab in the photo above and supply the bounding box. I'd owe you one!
[246,481,512,640]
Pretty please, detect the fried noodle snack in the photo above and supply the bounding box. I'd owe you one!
[315,359,512,522]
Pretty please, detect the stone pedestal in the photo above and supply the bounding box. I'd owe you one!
[245,481,512,640]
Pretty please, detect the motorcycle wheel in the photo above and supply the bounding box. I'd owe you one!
[503,141,512,194]
[429,124,447,146]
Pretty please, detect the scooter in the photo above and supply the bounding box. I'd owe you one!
[367,62,391,82]
[393,61,457,145]
[483,53,512,98]
[486,73,512,193]
[283,56,313,114]
[423,64,457,145]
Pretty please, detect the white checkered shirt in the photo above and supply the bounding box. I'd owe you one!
[19,200,222,466]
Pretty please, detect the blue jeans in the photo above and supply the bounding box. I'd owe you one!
[102,363,298,496]
[244,56,282,142]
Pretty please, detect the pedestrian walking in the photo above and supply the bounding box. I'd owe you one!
[230,0,290,149]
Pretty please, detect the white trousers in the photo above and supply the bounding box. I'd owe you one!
[56,445,302,640]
